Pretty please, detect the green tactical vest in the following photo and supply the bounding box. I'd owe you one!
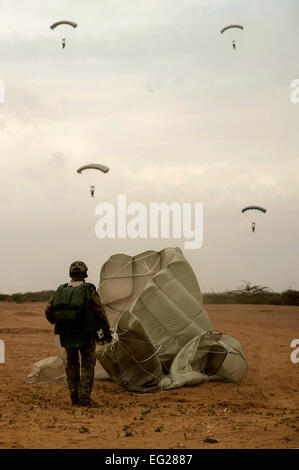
[52,282,100,348]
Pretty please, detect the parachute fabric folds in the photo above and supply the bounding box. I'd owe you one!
[98,248,247,391]
[25,356,66,384]
[97,311,163,392]
[163,331,248,390]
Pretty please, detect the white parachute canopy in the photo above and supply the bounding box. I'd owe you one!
[97,247,248,391]
[50,20,78,49]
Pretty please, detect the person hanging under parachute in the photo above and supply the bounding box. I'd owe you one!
[77,163,110,198]
[50,20,78,49]
[241,206,267,233]
[220,25,244,50]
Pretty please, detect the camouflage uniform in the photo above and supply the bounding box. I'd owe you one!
[45,270,111,407]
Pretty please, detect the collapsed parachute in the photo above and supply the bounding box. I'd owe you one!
[50,20,78,49]
[97,248,248,391]
[26,248,248,391]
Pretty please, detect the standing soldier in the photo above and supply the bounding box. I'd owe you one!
[45,261,112,407]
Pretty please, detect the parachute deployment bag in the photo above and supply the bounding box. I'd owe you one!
[52,283,90,324]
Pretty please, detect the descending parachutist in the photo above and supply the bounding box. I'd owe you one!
[50,21,77,48]
[252,222,255,233]
[77,164,109,197]
[232,40,236,50]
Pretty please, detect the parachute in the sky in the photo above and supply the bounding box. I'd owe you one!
[26,248,248,391]
[220,24,244,50]
[50,21,78,30]
[242,206,267,233]
[220,25,244,34]
[241,206,267,214]
[77,164,109,198]
[77,164,109,174]
[50,21,78,49]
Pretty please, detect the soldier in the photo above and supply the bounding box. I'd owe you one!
[45,261,112,407]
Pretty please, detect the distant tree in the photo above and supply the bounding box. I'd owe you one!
[233,281,272,296]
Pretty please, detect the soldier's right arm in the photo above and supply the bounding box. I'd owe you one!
[45,295,55,324]
[90,288,111,337]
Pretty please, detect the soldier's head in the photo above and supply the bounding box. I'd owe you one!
[69,261,88,280]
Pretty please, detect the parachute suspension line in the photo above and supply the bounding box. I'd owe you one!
[98,251,162,289]
[137,345,162,363]
[117,330,154,344]
[98,256,134,289]
[100,257,162,281]
[102,339,162,392]
[116,337,162,363]
[99,251,163,328]
[143,262,150,272]
[100,328,161,380]
[117,340,162,382]
[98,251,165,382]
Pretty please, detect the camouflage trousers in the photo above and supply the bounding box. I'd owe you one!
[65,334,96,405]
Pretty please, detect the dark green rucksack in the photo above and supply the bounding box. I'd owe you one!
[52,282,97,348]
[52,283,94,324]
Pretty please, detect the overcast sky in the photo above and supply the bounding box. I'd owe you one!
[0,0,298,294]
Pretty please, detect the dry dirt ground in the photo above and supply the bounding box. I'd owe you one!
[0,302,298,450]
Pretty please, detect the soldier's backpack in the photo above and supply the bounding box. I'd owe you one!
[52,283,95,325]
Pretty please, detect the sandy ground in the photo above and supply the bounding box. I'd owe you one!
[0,301,298,450]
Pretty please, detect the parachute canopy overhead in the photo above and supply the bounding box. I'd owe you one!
[77,163,109,174]
[220,24,244,34]
[241,206,267,214]
[50,21,78,30]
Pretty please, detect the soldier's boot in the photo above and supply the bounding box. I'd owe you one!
[79,368,97,407]
[66,365,80,405]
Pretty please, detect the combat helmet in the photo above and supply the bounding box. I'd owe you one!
[69,261,88,279]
